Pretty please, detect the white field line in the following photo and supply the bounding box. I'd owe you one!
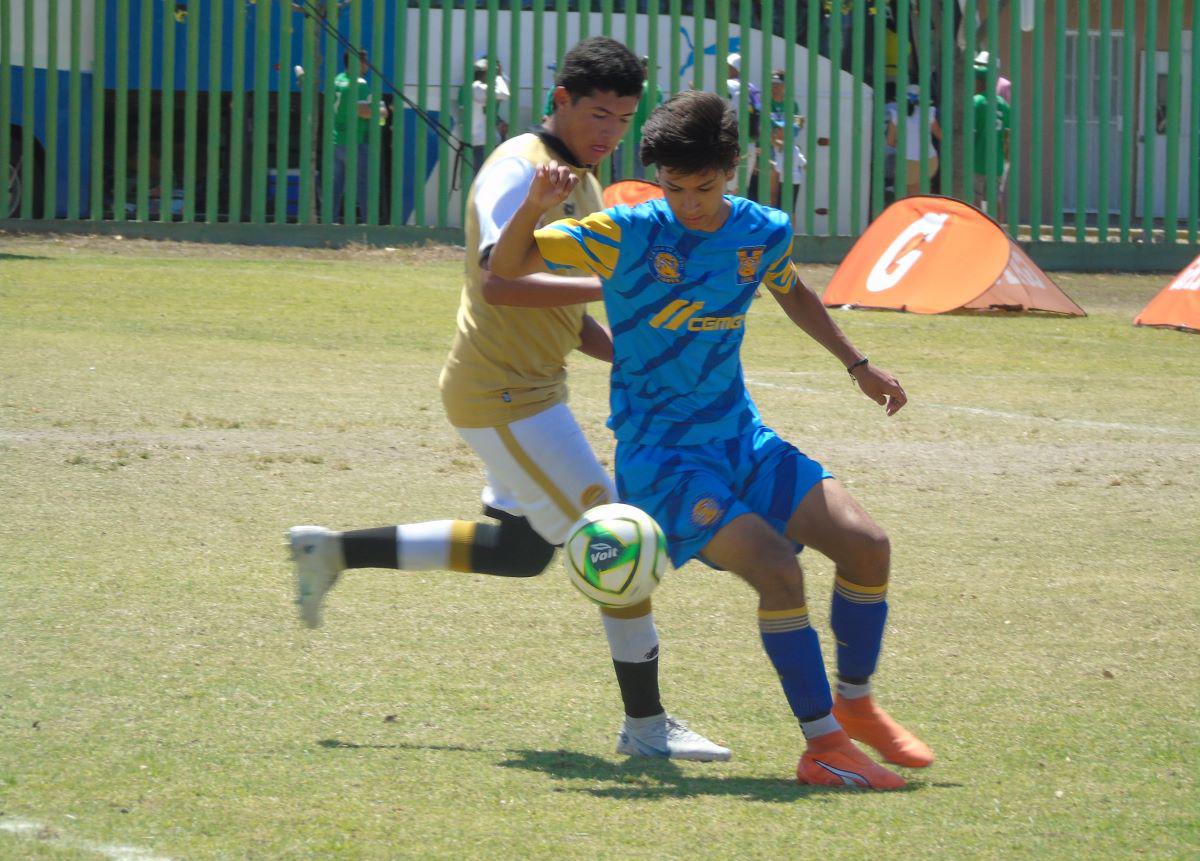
[0,818,174,861]
[744,377,1200,437]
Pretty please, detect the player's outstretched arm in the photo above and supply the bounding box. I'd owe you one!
[770,265,908,416]
[480,271,603,307]
[490,161,579,279]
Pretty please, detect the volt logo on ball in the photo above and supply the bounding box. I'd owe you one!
[565,503,666,609]
[588,539,624,568]
[583,526,636,587]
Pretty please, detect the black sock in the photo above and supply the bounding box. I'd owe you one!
[341,526,399,569]
[837,675,870,685]
[613,658,663,719]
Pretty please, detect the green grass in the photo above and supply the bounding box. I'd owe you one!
[1,235,1196,860]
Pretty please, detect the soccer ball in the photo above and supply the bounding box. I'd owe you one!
[563,503,668,608]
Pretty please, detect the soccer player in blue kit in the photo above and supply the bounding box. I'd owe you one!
[490,90,933,789]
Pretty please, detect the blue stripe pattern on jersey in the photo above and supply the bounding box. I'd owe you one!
[598,197,795,446]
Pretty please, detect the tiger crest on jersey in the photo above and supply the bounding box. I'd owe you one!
[736,246,765,284]
[690,497,724,527]
[651,246,685,284]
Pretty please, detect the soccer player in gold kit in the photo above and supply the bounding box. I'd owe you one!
[289,38,728,761]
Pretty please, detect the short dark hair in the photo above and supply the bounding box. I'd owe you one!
[639,90,739,174]
[555,37,645,101]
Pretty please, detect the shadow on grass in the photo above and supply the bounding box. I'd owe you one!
[319,738,502,754]
[0,253,47,261]
[319,739,961,800]
[498,749,957,802]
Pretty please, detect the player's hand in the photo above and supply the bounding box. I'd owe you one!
[527,161,579,211]
[852,363,908,416]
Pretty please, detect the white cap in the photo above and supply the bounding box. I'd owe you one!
[474,57,489,71]
[974,50,999,68]
[906,83,920,95]
[727,52,741,71]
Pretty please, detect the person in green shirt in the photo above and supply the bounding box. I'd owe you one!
[768,69,803,130]
[333,50,388,224]
[972,63,1010,223]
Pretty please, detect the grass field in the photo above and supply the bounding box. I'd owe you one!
[1,234,1196,860]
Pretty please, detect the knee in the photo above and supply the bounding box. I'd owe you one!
[744,540,808,607]
[471,514,556,578]
[843,528,891,585]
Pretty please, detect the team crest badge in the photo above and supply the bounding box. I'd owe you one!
[690,497,724,527]
[650,246,685,284]
[736,246,765,284]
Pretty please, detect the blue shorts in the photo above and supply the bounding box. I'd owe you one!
[615,425,832,569]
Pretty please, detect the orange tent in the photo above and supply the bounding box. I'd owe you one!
[822,196,1085,316]
[1134,253,1200,333]
[603,179,664,208]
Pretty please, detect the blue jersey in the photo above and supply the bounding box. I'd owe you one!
[534,196,798,446]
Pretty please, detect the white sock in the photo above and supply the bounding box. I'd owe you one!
[600,610,660,664]
[624,711,668,728]
[395,521,456,570]
[800,714,842,741]
[836,680,872,700]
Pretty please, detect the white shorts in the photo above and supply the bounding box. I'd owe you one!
[454,402,616,545]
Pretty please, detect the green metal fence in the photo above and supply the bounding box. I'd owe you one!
[2,1,1197,263]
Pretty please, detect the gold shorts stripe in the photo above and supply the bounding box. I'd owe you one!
[448,520,476,572]
[600,599,653,619]
[495,425,581,524]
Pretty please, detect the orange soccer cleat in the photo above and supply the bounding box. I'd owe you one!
[832,694,935,768]
[796,729,907,790]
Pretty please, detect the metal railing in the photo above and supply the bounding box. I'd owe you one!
[2,1,1197,258]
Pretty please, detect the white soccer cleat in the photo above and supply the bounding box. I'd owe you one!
[288,525,344,629]
[615,714,732,762]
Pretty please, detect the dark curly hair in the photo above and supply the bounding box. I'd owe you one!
[639,90,740,175]
[555,37,645,101]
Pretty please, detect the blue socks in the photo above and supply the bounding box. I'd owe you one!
[830,575,889,681]
[758,607,834,722]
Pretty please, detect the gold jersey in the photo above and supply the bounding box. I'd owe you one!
[439,132,604,428]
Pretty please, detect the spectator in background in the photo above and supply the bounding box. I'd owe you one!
[972,62,1011,222]
[887,83,941,198]
[468,56,511,173]
[725,52,763,201]
[881,82,898,203]
[974,51,1011,103]
[611,56,663,180]
[768,69,801,130]
[770,118,806,218]
[333,50,388,224]
[767,68,805,214]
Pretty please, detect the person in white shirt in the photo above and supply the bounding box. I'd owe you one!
[769,119,806,217]
[886,84,942,197]
[724,52,763,201]
[468,56,511,172]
